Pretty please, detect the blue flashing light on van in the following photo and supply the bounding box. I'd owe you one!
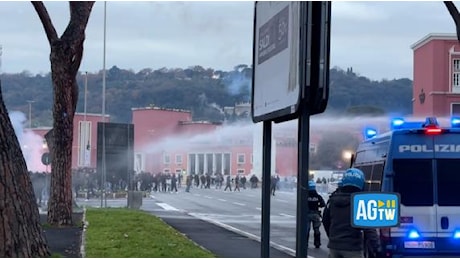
[451,117,460,128]
[364,128,378,140]
[352,117,460,257]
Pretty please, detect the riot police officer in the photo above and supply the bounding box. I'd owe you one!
[322,168,381,258]
[307,180,326,248]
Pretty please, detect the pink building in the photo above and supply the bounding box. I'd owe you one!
[30,113,109,170]
[131,106,225,175]
[411,33,460,117]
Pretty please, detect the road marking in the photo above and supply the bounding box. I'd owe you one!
[256,207,261,211]
[204,196,213,199]
[156,203,179,211]
[275,199,288,203]
[218,199,226,202]
[232,202,245,206]
[279,213,295,218]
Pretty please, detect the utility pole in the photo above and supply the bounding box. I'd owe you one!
[84,71,88,122]
[101,1,107,208]
[27,100,35,128]
[84,71,90,167]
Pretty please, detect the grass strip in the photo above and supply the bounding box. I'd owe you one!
[85,208,215,258]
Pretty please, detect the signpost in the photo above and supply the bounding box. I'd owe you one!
[251,1,331,258]
[252,2,301,123]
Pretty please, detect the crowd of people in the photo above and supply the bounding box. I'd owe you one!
[30,166,383,257]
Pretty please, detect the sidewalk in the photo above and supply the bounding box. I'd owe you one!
[40,213,83,258]
[149,210,294,258]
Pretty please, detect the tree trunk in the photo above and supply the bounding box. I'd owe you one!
[46,40,79,226]
[31,1,95,226]
[0,80,50,257]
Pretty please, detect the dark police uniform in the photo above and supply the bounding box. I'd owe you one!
[307,189,326,248]
[322,186,381,257]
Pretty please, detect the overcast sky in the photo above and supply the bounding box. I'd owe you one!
[0,1,458,81]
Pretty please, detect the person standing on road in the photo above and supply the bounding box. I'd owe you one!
[224,175,232,191]
[234,174,241,192]
[170,173,178,193]
[241,175,247,189]
[307,180,326,248]
[185,174,192,193]
[270,175,278,196]
[322,168,381,258]
[250,174,259,189]
[215,173,223,189]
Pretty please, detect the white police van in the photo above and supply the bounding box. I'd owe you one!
[351,117,460,257]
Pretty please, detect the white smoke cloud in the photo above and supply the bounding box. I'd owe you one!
[9,111,47,172]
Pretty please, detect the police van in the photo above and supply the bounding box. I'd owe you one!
[351,117,460,257]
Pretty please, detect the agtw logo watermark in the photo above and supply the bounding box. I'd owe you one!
[351,192,401,228]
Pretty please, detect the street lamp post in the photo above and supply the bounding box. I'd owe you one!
[101,1,107,208]
[27,100,35,128]
[83,72,91,168]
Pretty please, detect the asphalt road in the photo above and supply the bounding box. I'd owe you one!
[77,186,331,258]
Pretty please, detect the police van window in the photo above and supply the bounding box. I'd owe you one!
[356,164,383,191]
[359,165,372,180]
[369,163,384,191]
[393,159,433,206]
[357,165,372,191]
[437,159,460,206]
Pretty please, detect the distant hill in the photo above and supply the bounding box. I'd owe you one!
[0,65,412,126]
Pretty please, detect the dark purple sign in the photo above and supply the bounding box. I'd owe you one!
[257,5,289,65]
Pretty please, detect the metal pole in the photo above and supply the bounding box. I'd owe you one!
[101,1,107,208]
[84,72,88,122]
[261,120,272,257]
[27,100,35,128]
[296,2,312,257]
[296,103,310,258]
[84,71,89,167]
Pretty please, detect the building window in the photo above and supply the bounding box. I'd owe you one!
[452,103,460,116]
[237,169,245,175]
[453,73,460,92]
[454,59,460,71]
[163,168,170,174]
[164,154,170,164]
[453,59,460,93]
[175,154,182,164]
[237,153,245,164]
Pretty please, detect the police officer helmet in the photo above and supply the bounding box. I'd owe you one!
[308,180,316,191]
[342,168,365,190]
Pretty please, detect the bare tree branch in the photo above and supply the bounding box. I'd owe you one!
[31,1,58,43]
[444,1,460,41]
[63,2,95,75]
